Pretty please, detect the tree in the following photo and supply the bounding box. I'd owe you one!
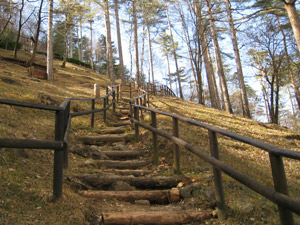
[166,2,183,98]
[133,0,140,86]
[47,0,54,80]
[206,0,233,113]
[224,0,251,118]
[194,0,221,109]
[28,0,44,67]
[104,0,115,84]
[281,0,300,54]
[114,0,125,84]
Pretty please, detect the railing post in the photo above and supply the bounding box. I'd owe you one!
[134,105,139,140]
[172,117,181,174]
[143,94,146,107]
[113,90,116,113]
[53,109,64,201]
[91,99,95,128]
[106,87,109,95]
[103,97,107,122]
[208,130,226,220]
[153,85,156,96]
[151,111,158,165]
[269,153,294,225]
[147,93,150,108]
[63,101,70,169]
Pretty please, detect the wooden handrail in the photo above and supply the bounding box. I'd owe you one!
[129,103,299,223]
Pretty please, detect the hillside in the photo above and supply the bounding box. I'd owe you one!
[0,49,300,224]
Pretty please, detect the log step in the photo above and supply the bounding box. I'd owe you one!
[79,188,180,204]
[79,175,184,189]
[84,159,150,169]
[77,134,134,144]
[100,151,142,160]
[103,169,152,176]
[101,210,212,225]
[96,127,126,134]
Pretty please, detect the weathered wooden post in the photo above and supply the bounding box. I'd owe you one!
[147,93,150,108]
[91,99,95,128]
[94,84,100,98]
[53,109,65,200]
[208,130,226,220]
[103,97,107,122]
[172,117,181,174]
[269,153,294,225]
[134,105,139,140]
[113,90,116,113]
[106,86,109,95]
[143,94,146,107]
[63,101,70,169]
[151,111,158,165]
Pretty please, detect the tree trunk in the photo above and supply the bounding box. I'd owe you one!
[166,4,183,99]
[194,0,220,109]
[133,0,140,87]
[177,5,201,103]
[284,1,300,54]
[206,0,233,114]
[77,25,80,60]
[79,175,184,189]
[61,19,68,68]
[225,0,251,118]
[114,0,125,85]
[47,0,54,80]
[276,14,300,111]
[146,23,155,85]
[104,0,115,84]
[14,0,24,59]
[80,19,83,61]
[140,25,145,79]
[166,53,172,91]
[69,25,73,58]
[89,19,94,70]
[27,0,44,67]
[101,210,212,225]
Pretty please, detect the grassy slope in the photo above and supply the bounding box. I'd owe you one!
[0,49,299,224]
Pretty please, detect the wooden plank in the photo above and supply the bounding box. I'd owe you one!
[84,159,150,169]
[79,188,180,203]
[101,210,212,224]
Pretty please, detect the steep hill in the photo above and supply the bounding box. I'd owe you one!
[0,49,299,224]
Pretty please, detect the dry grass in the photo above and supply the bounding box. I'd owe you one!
[1,49,300,224]
[140,95,300,224]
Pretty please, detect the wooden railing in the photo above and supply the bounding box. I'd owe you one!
[0,84,120,201]
[129,94,300,224]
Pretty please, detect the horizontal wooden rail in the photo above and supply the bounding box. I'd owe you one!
[130,117,300,215]
[129,101,299,223]
[0,138,64,149]
[0,99,63,111]
[133,104,300,160]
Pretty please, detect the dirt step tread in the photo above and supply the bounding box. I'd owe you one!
[110,121,131,127]
[76,134,134,144]
[102,169,152,176]
[83,159,151,169]
[100,151,142,159]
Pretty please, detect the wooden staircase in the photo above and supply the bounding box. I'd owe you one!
[69,99,214,224]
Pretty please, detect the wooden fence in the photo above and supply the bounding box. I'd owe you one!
[130,92,300,225]
[0,84,121,201]
[0,82,174,201]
